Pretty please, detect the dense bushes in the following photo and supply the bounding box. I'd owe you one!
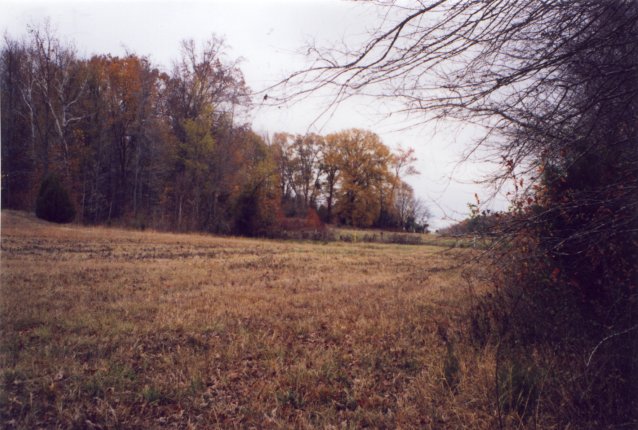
[466,145,638,424]
[458,2,638,426]
[35,174,76,223]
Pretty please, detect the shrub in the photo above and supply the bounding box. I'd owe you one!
[277,208,325,233]
[35,174,75,223]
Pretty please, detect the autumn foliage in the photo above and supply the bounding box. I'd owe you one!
[273,129,426,231]
[1,27,427,237]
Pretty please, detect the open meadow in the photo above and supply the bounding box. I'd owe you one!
[0,210,497,429]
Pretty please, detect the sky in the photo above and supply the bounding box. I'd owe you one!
[0,0,510,229]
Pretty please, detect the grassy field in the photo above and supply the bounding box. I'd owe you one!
[0,210,497,429]
[329,227,483,249]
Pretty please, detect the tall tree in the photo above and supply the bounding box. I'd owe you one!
[271,132,295,206]
[290,133,323,210]
[328,129,394,227]
[318,133,341,224]
[233,129,280,236]
[1,36,33,208]
[162,37,251,232]
[28,23,85,177]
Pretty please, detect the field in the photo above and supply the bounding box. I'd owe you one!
[0,210,496,429]
[329,227,482,249]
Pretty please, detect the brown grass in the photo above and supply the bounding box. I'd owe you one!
[1,210,499,429]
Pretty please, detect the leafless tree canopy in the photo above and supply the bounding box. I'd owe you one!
[271,0,637,176]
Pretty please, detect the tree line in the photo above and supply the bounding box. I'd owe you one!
[1,24,429,235]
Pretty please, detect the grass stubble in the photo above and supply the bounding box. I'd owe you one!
[0,210,497,429]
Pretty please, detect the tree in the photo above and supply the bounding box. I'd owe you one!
[75,53,162,223]
[270,132,323,216]
[1,36,33,209]
[1,27,272,238]
[290,133,323,211]
[177,108,217,230]
[24,23,86,180]
[162,37,251,232]
[233,130,280,236]
[327,129,394,227]
[318,132,341,223]
[1,24,86,209]
[392,181,430,232]
[379,145,420,229]
[271,132,295,206]
[410,196,431,233]
[271,129,417,228]
[104,55,157,219]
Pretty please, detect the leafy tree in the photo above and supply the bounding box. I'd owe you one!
[233,130,280,236]
[318,133,341,223]
[76,53,162,223]
[2,28,264,237]
[175,108,217,230]
[162,37,251,232]
[327,129,394,227]
[271,132,323,216]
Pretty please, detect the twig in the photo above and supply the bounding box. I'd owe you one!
[585,324,638,367]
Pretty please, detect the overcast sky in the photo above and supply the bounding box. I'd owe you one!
[1,0,509,229]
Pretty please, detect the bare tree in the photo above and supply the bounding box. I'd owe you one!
[270,1,636,185]
[27,23,86,174]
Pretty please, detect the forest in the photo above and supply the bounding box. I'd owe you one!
[1,27,428,236]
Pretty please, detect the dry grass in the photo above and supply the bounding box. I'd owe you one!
[1,210,499,429]
[330,227,487,249]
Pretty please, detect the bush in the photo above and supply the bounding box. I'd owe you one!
[35,174,75,223]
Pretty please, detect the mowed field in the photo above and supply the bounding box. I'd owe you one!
[0,210,495,429]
